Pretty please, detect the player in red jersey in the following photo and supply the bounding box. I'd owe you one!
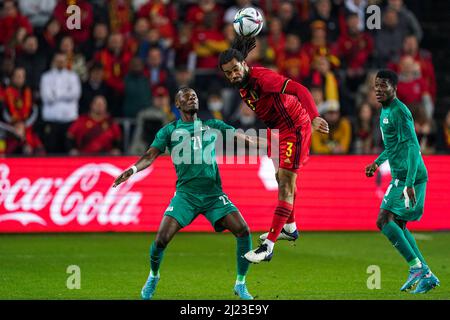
[219,37,329,263]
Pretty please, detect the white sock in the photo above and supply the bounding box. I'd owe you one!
[150,270,159,277]
[410,258,422,269]
[235,279,245,285]
[263,239,274,252]
[284,222,297,233]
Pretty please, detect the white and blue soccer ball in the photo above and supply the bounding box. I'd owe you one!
[233,7,264,37]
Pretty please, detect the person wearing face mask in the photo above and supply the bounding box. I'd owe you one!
[205,92,225,120]
[230,101,266,132]
[39,52,81,154]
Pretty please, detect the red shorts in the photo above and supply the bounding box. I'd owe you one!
[267,122,312,173]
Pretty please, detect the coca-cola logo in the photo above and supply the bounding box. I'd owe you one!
[0,163,152,226]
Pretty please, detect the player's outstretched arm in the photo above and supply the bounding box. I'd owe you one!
[235,131,267,149]
[283,80,329,134]
[113,147,161,188]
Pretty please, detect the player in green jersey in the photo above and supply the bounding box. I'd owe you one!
[113,87,258,300]
[365,70,439,294]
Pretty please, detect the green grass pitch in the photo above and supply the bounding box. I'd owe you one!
[0,232,449,300]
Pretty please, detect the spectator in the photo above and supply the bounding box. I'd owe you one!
[0,57,15,87]
[123,57,152,118]
[333,13,374,92]
[129,86,173,155]
[137,0,177,23]
[387,0,423,42]
[94,32,133,116]
[150,85,177,122]
[342,0,367,32]
[192,12,228,70]
[145,4,176,48]
[186,0,224,32]
[53,0,94,44]
[277,33,310,83]
[79,63,109,115]
[389,34,437,102]
[145,46,177,97]
[230,101,266,132]
[67,95,122,155]
[40,52,81,154]
[312,100,352,154]
[374,7,404,67]
[414,106,435,155]
[18,0,56,30]
[302,20,340,69]
[36,18,61,59]
[309,0,340,43]
[277,1,305,37]
[15,35,48,95]
[2,67,44,155]
[352,102,380,154]
[81,22,109,62]
[396,55,434,120]
[436,109,450,154]
[192,13,229,100]
[199,90,226,120]
[0,0,33,54]
[266,17,286,63]
[137,27,171,63]
[175,66,195,90]
[108,0,134,35]
[173,23,195,70]
[310,85,327,112]
[59,35,88,82]
[128,17,150,56]
[305,56,340,107]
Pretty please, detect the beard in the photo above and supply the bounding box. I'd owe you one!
[231,71,249,89]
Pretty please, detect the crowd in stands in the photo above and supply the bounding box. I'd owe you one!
[0,0,448,157]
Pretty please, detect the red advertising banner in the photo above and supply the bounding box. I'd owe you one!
[0,156,449,232]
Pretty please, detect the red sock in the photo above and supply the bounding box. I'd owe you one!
[286,192,297,224]
[267,200,293,243]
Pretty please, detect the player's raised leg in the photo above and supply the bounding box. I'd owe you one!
[259,176,299,242]
[218,211,253,299]
[245,168,296,263]
[141,216,182,300]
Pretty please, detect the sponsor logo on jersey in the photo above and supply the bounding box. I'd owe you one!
[383,117,389,124]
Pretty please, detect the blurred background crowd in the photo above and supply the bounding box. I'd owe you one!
[0,0,448,157]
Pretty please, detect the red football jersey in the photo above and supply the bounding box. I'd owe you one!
[239,67,310,132]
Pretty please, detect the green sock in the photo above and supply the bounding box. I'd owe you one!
[403,228,427,266]
[150,242,165,276]
[381,221,417,265]
[236,235,252,283]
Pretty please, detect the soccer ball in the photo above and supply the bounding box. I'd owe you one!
[233,7,264,37]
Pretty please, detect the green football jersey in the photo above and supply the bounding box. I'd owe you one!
[151,118,235,194]
[375,97,428,186]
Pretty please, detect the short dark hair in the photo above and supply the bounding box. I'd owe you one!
[218,36,256,69]
[175,86,194,103]
[376,69,398,86]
